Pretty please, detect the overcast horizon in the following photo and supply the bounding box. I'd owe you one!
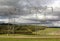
[0,0,60,27]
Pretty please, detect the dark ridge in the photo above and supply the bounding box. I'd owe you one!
[0,23,13,25]
[49,26,60,28]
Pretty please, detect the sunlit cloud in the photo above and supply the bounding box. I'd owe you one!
[48,0,60,8]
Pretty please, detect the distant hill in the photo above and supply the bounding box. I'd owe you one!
[0,23,13,25]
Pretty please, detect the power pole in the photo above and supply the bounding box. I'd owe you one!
[12,8,16,35]
[45,7,53,26]
[7,7,17,36]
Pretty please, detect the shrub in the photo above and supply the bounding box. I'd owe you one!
[0,24,47,34]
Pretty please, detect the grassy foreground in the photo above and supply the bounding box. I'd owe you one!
[0,38,60,41]
[0,28,60,41]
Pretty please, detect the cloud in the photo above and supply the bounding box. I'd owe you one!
[0,0,60,27]
[0,0,19,6]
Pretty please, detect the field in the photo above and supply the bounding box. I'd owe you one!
[0,25,60,41]
[0,28,60,38]
[0,26,60,41]
[0,38,60,41]
[35,28,60,35]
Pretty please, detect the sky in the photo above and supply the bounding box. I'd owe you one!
[0,0,60,27]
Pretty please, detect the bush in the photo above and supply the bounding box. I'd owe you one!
[0,24,47,34]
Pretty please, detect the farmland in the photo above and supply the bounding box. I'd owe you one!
[0,24,60,41]
[0,38,60,41]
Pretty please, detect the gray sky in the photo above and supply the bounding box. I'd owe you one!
[0,0,60,27]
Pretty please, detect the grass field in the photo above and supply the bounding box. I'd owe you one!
[0,28,60,41]
[0,38,60,41]
[34,28,60,35]
[0,28,60,38]
[1,28,60,36]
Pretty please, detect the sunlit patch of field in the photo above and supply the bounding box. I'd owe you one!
[34,28,60,35]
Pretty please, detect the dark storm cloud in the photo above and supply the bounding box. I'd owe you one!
[0,0,19,6]
[18,0,54,7]
[0,0,20,16]
[17,0,55,15]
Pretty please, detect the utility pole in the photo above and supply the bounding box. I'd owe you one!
[7,9,11,36]
[32,7,38,35]
[7,7,17,36]
[44,7,53,26]
[12,8,16,35]
[35,6,53,35]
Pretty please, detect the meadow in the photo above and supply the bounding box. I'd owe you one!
[0,24,60,41]
[0,28,60,41]
[0,38,60,41]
